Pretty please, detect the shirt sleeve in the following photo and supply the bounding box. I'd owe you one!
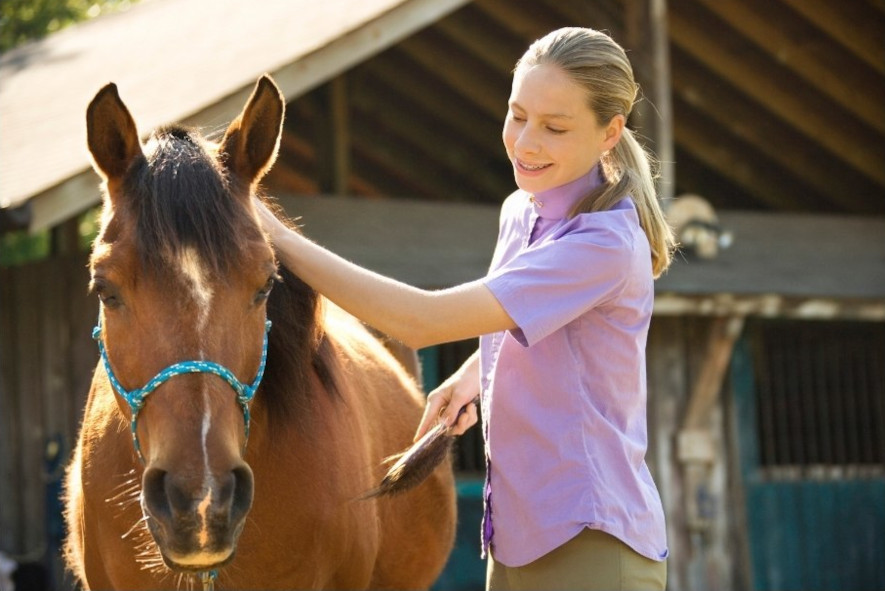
[483,222,633,347]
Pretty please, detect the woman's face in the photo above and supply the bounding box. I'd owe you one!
[502,63,623,195]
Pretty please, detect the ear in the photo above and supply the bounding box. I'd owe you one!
[86,83,143,182]
[601,114,626,152]
[218,75,285,188]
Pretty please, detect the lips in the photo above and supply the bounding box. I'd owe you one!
[515,158,552,174]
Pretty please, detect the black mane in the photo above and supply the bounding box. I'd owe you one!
[123,125,247,277]
[263,263,339,429]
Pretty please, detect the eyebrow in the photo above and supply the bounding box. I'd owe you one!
[509,101,574,120]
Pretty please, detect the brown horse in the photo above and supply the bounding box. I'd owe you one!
[63,76,456,590]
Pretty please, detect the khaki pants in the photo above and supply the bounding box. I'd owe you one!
[486,528,667,591]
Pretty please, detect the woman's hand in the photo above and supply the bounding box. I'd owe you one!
[415,351,480,440]
[253,198,291,243]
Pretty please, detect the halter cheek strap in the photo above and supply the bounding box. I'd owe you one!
[92,319,272,464]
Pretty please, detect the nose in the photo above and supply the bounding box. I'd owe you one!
[513,125,540,156]
[142,464,254,567]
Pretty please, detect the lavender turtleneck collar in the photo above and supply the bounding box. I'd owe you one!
[529,164,604,220]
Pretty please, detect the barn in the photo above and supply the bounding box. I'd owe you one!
[1,0,883,589]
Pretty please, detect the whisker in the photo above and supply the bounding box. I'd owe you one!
[122,515,150,540]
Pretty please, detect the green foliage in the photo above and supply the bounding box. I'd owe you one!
[0,207,99,267]
[0,228,50,266]
[1,0,136,52]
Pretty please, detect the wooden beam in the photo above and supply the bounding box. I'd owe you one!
[673,99,829,211]
[433,5,526,73]
[677,314,744,539]
[330,76,351,195]
[474,0,565,43]
[779,0,885,76]
[696,0,885,135]
[399,27,510,119]
[654,293,885,321]
[350,115,479,200]
[29,173,102,237]
[669,4,885,186]
[682,316,745,430]
[349,150,435,198]
[50,217,82,257]
[626,0,676,202]
[672,47,882,213]
[672,148,763,210]
[547,0,625,46]
[349,150,436,198]
[314,76,351,195]
[360,52,504,154]
[350,79,510,200]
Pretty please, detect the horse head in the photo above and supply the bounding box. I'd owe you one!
[86,76,284,572]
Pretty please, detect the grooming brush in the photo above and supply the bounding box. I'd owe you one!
[362,403,472,499]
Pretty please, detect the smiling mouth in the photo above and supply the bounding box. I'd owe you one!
[516,159,552,172]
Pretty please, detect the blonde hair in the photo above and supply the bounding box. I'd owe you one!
[516,27,675,277]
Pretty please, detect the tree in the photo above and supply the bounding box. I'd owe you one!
[0,0,136,53]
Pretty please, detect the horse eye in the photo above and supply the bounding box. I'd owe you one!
[255,276,276,303]
[92,279,122,309]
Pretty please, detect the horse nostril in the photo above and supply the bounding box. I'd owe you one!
[142,467,171,522]
[230,465,254,523]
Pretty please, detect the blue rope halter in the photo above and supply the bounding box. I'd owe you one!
[92,318,272,464]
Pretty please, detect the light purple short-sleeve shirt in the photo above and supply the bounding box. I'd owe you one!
[479,166,668,567]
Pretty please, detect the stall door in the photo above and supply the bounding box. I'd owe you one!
[731,320,885,591]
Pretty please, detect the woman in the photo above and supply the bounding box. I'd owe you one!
[257,27,673,590]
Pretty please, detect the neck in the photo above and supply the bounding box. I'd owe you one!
[530,164,603,219]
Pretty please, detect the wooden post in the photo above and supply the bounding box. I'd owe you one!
[682,316,745,432]
[316,75,351,195]
[50,217,81,257]
[625,0,675,203]
[677,316,744,590]
[330,75,350,195]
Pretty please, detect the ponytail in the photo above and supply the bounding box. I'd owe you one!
[570,128,675,277]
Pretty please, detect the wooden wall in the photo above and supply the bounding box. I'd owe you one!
[0,253,95,587]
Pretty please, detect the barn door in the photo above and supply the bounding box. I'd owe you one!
[731,319,885,591]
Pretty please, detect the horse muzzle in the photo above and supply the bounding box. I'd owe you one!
[141,464,254,571]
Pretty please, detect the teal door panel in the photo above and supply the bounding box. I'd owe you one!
[732,333,885,591]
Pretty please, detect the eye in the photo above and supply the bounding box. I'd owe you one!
[547,127,567,135]
[92,278,122,310]
[254,274,278,304]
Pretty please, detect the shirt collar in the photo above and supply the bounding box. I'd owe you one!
[529,164,604,220]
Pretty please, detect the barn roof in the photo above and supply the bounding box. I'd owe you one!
[2,0,883,236]
[0,0,468,230]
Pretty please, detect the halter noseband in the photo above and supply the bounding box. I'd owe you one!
[92,318,272,464]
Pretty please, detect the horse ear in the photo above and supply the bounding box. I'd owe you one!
[86,83,143,182]
[219,75,285,188]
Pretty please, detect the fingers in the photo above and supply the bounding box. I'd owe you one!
[414,389,479,442]
[446,398,478,437]
[414,390,448,441]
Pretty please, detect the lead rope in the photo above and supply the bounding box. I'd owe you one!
[200,570,217,590]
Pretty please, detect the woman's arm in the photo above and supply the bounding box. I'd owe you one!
[256,200,516,350]
[415,349,480,440]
